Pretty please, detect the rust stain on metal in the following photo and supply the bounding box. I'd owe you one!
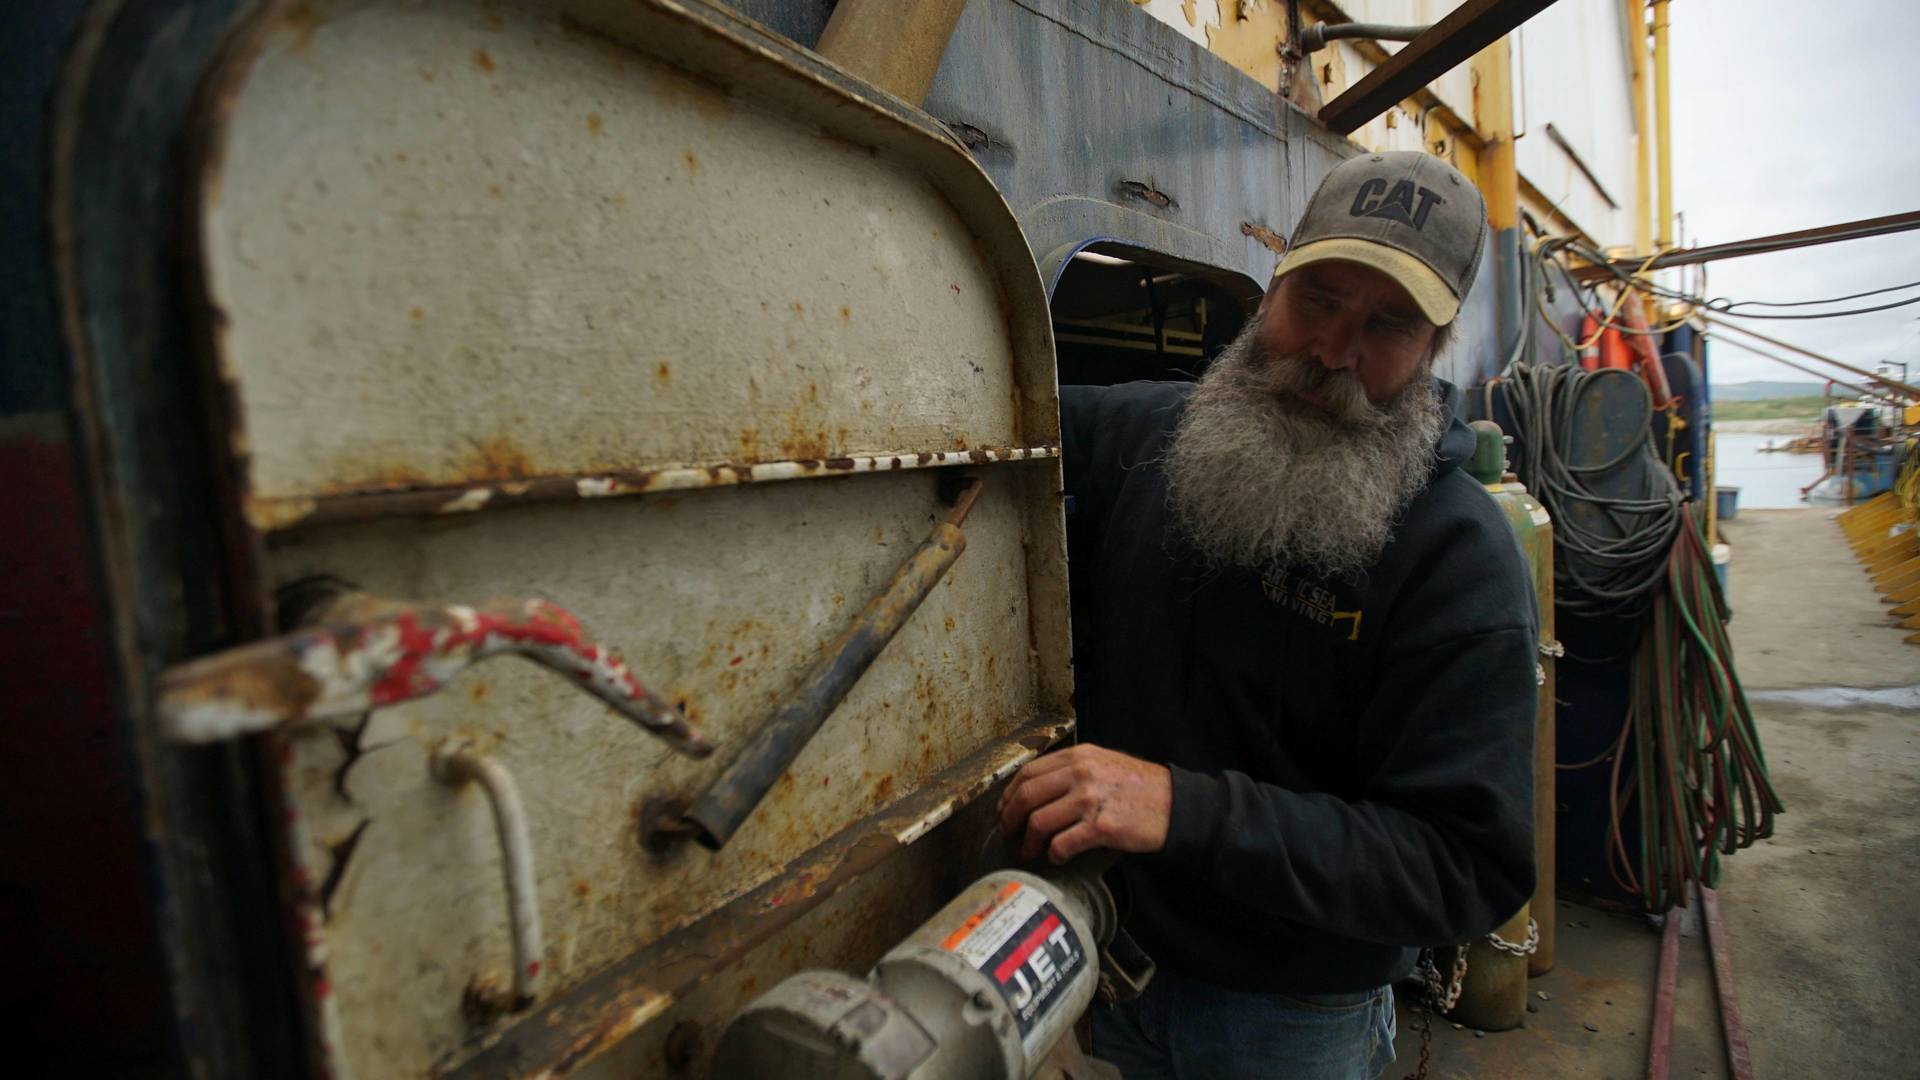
[278,1,326,53]
[1240,220,1288,255]
[473,48,496,73]
[1117,179,1177,209]
[941,119,993,151]
[462,435,537,482]
[779,436,829,460]
[443,719,1071,1077]
[585,113,604,136]
[680,148,698,176]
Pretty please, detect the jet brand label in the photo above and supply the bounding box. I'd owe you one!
[941,881,1086,1054]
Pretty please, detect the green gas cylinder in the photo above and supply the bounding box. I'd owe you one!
[1445,421,1558,1031]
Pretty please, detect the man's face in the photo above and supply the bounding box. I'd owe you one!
[1252,261,1439,406]
[1162,263,1452,578]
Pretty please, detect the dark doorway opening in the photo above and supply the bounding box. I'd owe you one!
[1049,243,1263,387]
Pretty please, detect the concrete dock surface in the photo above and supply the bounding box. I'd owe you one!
[1391,508,1919,1078]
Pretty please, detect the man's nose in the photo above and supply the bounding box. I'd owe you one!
[1309,317,1361,371]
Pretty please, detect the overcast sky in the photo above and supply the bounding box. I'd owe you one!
[1670,0,1920,386]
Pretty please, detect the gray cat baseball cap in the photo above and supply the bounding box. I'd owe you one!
[1272,151,1486,325]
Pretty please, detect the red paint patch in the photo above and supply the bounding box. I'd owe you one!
[729,655,743,667]
[527,961,542,977]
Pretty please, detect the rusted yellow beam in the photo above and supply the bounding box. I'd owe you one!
[815,0,969,106]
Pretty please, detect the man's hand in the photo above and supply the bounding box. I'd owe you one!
[997,744,1173,864]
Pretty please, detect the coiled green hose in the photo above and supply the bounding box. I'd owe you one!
[1609,518,1785,911]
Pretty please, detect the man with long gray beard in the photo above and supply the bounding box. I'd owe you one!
[1000,152,1536,1078]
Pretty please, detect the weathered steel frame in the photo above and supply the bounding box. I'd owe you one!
[48,1,310,1074]
[1317,0,1561,136]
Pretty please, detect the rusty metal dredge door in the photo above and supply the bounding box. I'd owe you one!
[148,1,1072,1075]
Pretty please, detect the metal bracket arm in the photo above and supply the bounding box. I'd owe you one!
[156,593,711,756]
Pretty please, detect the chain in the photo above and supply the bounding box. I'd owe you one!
[1484,917,1541,958]
[1403,945,1471,1080]
[1404,1004,1433,1080]
[1424,945,1469,1012]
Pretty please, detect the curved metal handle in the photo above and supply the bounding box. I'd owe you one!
[433,740,544,1010]
[156,592,711,756]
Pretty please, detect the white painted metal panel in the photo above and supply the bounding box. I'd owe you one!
[202,0,1051,508]
[1514,0,1637,245]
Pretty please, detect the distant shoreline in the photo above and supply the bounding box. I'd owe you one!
[1715,418,1819,435]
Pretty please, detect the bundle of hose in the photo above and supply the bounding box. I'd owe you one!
[1609,522,1785,912]
[1499,362,1686,619]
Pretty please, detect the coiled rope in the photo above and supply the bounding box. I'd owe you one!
[1499,362,1685,619]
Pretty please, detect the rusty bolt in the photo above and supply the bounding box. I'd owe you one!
[664,1020,703,1071]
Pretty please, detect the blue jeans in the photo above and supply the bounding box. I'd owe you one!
[1090,969,1397,1079]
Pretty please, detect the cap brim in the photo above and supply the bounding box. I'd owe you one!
[1272,238,1461,325]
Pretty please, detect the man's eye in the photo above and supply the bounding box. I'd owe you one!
[1306,293,1339,313]
[1370,317,1414,337]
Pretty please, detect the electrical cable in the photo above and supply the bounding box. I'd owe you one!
[1701,293,1920,320]
[1710,278,1920,310]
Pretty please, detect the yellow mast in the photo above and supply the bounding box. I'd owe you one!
[1653,0,1674,248]
[1626,0,1653,256]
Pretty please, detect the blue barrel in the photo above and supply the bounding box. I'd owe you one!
[1715,486,1740,520]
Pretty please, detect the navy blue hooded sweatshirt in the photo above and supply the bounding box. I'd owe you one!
[1061,379,1537,994]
